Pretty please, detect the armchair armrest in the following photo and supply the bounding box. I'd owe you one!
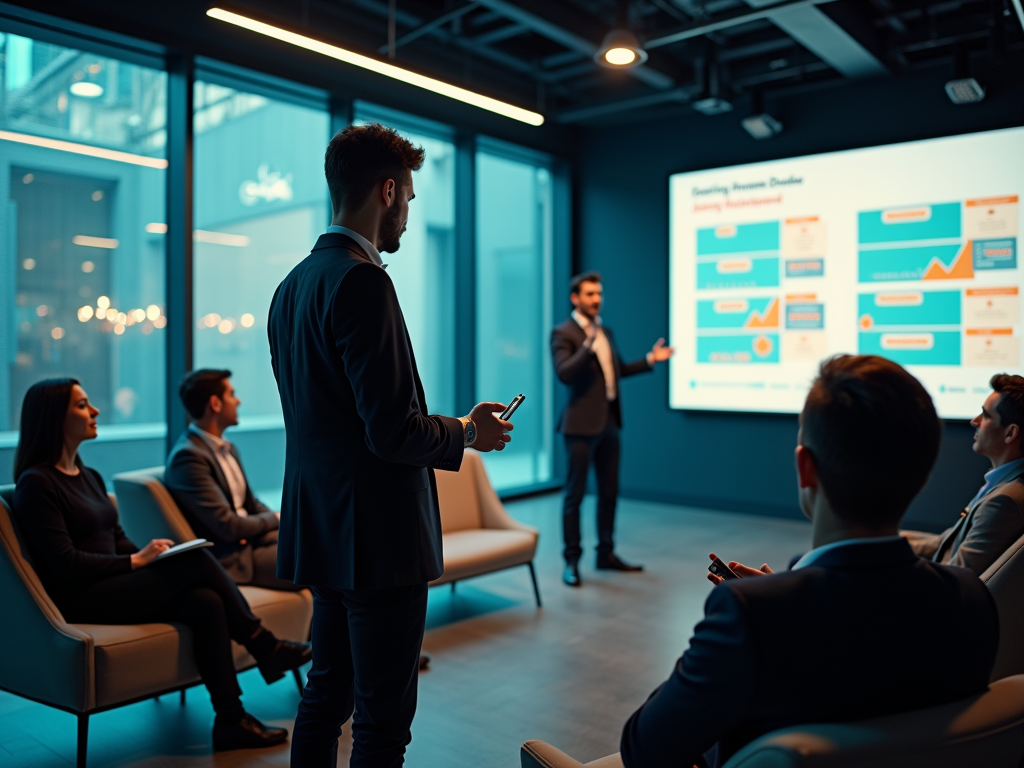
[471,455,538,536]
[0,501,95,712]
[521,741,623,768]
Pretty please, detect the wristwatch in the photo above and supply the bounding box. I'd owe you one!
[461,417,477,447]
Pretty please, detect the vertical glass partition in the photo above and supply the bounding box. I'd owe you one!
[475,145,554,491]
[354,104,456,417]
[192,76,329,498]
[0,30,167,453]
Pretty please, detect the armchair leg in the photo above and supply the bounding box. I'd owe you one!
[450,581,456,593]
[77,713,89,768]
[527,562,542,608]
[292,667,305,695]
[180,689,186,706]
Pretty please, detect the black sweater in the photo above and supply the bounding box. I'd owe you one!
[14,465,138,601]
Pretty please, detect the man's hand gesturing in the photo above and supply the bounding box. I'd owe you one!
[467,402,514,452]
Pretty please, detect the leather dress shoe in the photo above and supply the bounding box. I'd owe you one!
[419,653,431,671]
[258,640,312,685]
[213,712,288,751]
[596,553,644,571]
[563,561,581,587]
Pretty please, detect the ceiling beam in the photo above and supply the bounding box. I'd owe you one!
[556,85,700,123]
[472,0,677,90]
[473,22,529,46]
[645,0,838,49]
[744,0,888,79]
[377,3,480,55]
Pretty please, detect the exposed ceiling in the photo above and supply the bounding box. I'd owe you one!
[191,0,1023,125]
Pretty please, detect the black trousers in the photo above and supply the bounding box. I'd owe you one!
[59,548,266,716]
[562,416,621,563]
[290,583,428,768]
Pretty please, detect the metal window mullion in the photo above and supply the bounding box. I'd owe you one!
[165,52,194,456]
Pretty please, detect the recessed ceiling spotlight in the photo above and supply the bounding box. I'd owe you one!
[69,82,104,98]
[595,29,648,68]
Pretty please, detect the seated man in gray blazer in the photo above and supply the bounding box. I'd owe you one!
[165,369,301,591]
[903,373,1024,575]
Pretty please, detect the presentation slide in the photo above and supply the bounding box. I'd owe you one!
[669,126,1024,419]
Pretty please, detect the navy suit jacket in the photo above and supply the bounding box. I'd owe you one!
[621,538,999,768]
[550,317,651,436]
[267,233,464,589]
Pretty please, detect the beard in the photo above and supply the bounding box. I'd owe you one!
[379,203,406,254]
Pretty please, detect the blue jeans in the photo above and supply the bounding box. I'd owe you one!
[290,582,428,767]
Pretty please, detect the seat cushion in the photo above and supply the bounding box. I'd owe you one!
[76,587,312,708]
[432,529,537,585]
[78,622,201,708]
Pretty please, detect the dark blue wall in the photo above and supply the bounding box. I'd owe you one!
[576,62,1024,531]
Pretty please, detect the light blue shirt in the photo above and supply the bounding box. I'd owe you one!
[791,535,905,570]
[967,457,1024,510]
[326,225,385,268]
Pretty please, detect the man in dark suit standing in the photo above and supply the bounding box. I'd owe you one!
[623,355,999,768]
[551,272,673,586]
[268,123,512,767]
[165,369,302,591]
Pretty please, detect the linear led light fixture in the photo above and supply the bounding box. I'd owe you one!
[0,130,168,169]
[207,8,544,126]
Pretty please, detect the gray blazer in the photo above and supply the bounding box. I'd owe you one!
[163,430,279,583]
[908,462,1024,575]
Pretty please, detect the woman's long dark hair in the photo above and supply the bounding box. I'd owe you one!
[14,378,80,482]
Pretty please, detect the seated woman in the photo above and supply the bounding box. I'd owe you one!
[12,378,311,752]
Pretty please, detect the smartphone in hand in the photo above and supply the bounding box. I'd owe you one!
[500,394,525,421]
[708,555,739,581]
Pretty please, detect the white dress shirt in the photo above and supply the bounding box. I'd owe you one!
[189,424,248,517]
[572,310,617,401]
[326,224,386,268]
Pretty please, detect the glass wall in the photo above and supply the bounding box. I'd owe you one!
[0,30,167,440]
[475,145,554,491]
[354,103,456,417]
[0,12,565,496]
[192,79,329,425]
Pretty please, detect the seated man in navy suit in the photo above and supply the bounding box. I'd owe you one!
[164,369,300,591]
[621,355,999,768]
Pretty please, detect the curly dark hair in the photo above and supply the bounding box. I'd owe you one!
[990,373,1024,432]
[325,123,424,215]
[800,354,941,527]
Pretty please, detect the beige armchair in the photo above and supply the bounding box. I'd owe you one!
[981,532,1024,681]
[521,674,1024,768]
[0,482,311,768]
[431,451,541,606]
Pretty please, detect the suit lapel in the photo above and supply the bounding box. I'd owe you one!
[937,464,1024,560]
[189,432,233,500]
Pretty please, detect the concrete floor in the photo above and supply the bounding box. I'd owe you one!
[0,494,811,767]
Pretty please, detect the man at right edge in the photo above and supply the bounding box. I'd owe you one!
[268,124,512,766]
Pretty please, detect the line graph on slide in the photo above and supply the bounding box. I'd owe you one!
[696,296,780,363]
[857,202,976,282]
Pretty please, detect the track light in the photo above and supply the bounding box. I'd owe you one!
[206,8,544,126]
[595,29,648,68]
[692,57,732,115]
[945,45,985,105]
[741,92,782,140]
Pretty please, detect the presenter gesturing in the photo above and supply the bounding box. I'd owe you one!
[551,272,673,587]
[268,123,511,767]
